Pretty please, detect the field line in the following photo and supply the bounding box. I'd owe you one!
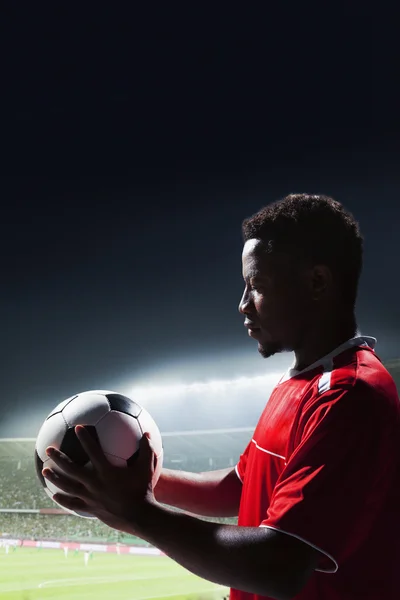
[135,586,228,599]
[38,572,191,588]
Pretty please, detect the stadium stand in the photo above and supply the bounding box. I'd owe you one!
[1,359,398,544]
[0,428,252,510]
[0,428,244,542]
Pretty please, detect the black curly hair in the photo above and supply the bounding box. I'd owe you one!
[242,193,363,309]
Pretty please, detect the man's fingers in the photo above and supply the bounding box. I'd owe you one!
[152,452,158,474]
[53,493,92,514]
[42,467,89,498]
[45,447,91,485]
[138,433,157,474]
[75,425,109,472]
[139,433,153,458]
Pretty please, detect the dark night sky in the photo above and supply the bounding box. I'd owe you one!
[1,7,399,435]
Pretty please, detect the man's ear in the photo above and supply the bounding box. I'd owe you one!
[308,264,333,301]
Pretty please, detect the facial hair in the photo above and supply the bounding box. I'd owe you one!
[258,340,284,359]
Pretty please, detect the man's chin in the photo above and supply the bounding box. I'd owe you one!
[258,341,283,359]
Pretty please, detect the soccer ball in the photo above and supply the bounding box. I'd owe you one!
[35,390,163,518]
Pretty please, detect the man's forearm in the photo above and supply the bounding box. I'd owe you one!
[154,468,240,517]
[132,499,294,600]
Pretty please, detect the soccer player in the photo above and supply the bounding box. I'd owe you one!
[44,194,400,599]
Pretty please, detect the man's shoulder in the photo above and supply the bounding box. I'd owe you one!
[294,347,399,428]
[331,347,398,404]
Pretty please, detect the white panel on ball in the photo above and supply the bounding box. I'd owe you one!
[46,394,78,419]
[36,412,68,461]
[62,392,110,427]
[137,408,163,458]
[96,411,142,459]
[103,453,127,467]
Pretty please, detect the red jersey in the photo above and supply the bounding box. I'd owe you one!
[232,336,400,600]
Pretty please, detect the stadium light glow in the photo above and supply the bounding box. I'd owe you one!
[130,372,281,404]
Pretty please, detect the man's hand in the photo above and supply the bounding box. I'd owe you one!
[42,425,318,598]
[42,425,157,533]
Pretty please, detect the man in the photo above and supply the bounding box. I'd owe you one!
[42,194,400,599]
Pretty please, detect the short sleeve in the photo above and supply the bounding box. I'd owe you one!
[260,382,398,573]
[235,440,252,484]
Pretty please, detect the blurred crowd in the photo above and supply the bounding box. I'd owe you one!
[0,458,239,512]
[0,512,236,543]
[0,458,236,543]
[0,513,120,542]
[0,459,51,509]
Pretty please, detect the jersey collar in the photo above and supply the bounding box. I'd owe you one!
[279,335,377,384]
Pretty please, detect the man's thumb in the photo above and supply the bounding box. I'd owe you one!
[139,432,153,457]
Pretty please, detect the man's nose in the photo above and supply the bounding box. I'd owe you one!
[238,289,251,315]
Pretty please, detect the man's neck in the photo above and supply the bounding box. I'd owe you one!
[293,314,357,372]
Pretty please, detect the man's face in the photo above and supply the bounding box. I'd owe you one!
[238,239,314,358]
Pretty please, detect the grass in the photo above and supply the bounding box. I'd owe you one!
[0,547,228,600]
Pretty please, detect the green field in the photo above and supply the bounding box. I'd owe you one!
[0,547,229,600]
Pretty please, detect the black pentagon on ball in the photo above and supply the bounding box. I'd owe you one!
[126,448,140,467]
[35,451,46,488]
[105,393,142,418]
[60,425,100,466]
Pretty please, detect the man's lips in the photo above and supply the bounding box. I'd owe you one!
[244,321,260,331]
